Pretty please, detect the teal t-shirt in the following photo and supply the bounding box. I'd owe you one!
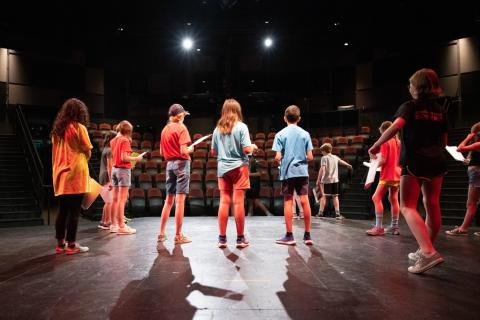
[272,124,313,180]
[212,122,251,177]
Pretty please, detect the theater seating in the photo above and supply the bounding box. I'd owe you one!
[130,188,146,215]
[138,173,153,191]
[145,160,159,177]
[188,187,205,216]
[147,188,163,215]
[155,173,167,196]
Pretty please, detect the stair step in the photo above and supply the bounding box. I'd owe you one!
[440,201,466,209]
[0,210,42,219]
[342,211,370,220]
[442,216,467,226]
[0,217,43,228]
[0,203,41,211]
[440,194,467,202]
[0,197,37,205]
[441,208,467,216]
[442,182,469,188]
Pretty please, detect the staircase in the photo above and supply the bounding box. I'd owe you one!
[341,164,372,219]
[440,127,477,226]
[0,134,43,227]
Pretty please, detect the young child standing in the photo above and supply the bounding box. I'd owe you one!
[446,122,480,237]
[315,143,352,220]
[369,68,447,274]
[272,105,314,245]
[212,99,257,249]
[365,121,401,236]
[98,130,117,230]
[158,104,194,245]
[51,98,92,254]
[110,120,143,235]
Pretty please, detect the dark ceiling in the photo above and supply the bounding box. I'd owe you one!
[1,0,479,55]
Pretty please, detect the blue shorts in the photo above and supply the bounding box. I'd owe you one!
[166,160,191,195]
[112,167,131,187]
[468,166,480,187]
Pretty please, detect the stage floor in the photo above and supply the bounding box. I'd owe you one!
[0,216,479,320]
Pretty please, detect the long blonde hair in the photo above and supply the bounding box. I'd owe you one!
[216,99,243,134]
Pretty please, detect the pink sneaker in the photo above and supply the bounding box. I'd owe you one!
[366,226,385,236]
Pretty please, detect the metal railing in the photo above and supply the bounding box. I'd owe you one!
[12,105,53,225]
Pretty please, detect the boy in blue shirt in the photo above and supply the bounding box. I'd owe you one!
[272,105,314,245]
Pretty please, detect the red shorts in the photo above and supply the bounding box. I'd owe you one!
[218,165,250,191]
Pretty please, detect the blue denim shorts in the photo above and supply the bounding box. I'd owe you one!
[112,167,131,187]
[468,166,480,187]
[166,160,191,194]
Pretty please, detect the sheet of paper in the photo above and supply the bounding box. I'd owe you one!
[81,178,102,210]
[312,187,320,203]
[365,153,381,187]
[363,161,381,172]
[100,184,112,203]
[445,146,465,162]
[191,134,212,147]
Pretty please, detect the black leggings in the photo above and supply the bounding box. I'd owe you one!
[55,194,84,243]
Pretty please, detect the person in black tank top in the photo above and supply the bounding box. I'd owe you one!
[446,122,480,237]
[368,68,446,274]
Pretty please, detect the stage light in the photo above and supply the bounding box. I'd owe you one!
[344,42,349,46]
[264,37,273,48]
[265,21,269,24]
[182,37,193,50]
[196,48,201,52]
[334,22,340,27]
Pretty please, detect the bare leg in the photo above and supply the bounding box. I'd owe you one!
[388,186,400,226]
[284,195,294,233]
[111,187,120,227]
[159,194,175,236]
[421,176,443,243]
[400,176,436,255]
[174,194,187,236]
[233,190,246,236]
[118,187,130,228]
[459,185,480,231]
[299,195,311,232]
[218,190,232,236]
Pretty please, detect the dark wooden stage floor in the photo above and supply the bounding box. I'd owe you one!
[1,216,479,320]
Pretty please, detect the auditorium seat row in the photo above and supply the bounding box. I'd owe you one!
[129,181,347,216]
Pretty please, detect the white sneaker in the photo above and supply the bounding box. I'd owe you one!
[110,225,119,233]
[408,248,421,261]
[117,225,136,235]
[66,243,89,255]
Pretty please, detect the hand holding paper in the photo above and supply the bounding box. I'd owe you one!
[445,146,465,162]
[364,153,381,188]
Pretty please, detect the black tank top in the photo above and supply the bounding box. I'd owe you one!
[470,150,480,167]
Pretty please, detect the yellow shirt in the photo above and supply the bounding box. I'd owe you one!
[52,123,93,196]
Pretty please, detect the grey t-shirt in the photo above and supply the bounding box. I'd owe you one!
[320,154,340,184]
[99,146,112,185]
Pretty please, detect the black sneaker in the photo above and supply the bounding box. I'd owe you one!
[236,236,250,248]
[303,233,313,245]
[218,236,227,248]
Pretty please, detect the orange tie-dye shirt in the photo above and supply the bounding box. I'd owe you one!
[52,122,93,196]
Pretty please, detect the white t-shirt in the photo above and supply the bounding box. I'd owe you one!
[320,154,340,184]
